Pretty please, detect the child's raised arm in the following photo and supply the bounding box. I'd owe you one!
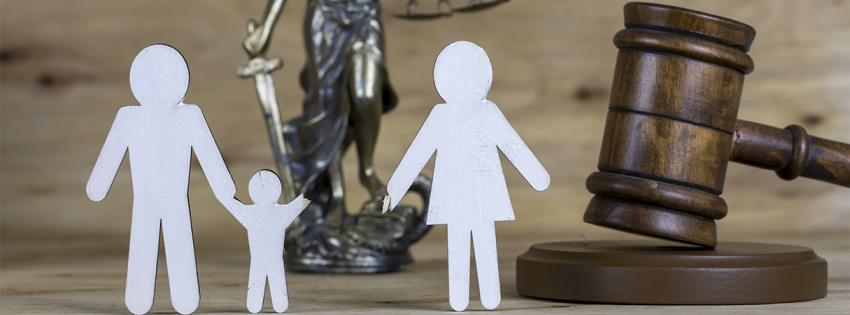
[385,106,442,212]
[488,102,550,191]
[277,194,308,228]
[86,107,132,201]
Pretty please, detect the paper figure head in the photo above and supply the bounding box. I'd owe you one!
[129,44,190,107]
[249,169,282,206]
[433,41,493,104]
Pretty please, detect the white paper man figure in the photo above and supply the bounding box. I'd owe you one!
[86,44,237,315]
[383,41,550,311]
[221,170,308,314]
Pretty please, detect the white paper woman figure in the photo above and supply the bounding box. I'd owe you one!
[382,41,550,311]
[86,44,237,315]
[221,170,309,313]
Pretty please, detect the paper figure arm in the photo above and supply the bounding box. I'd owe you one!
[86,107,131,201]
[278,194,309,228]
[222,197,250,228]
[187,105,238,202]
[490,102,550,191]
[385,106,441,212]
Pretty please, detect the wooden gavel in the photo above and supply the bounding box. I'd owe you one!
[584,2,850,248]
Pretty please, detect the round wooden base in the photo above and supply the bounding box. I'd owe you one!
[516,240,827,305]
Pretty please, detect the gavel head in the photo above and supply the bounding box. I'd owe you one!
[584,3,757,248]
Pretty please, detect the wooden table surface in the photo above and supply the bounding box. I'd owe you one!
[2,228,848,314]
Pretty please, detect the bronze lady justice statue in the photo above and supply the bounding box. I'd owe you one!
[237,0,506,274]
[238,0,506,273]
[238,0,428,273]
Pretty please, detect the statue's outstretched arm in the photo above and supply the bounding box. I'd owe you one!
[244,0,286,58]
[238,0,295,201]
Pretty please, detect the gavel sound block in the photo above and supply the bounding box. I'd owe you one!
[517,2,848,305]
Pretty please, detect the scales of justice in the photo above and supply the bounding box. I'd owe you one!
[235,0,508,273]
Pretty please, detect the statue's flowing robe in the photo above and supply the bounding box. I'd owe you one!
[284,0,397,192]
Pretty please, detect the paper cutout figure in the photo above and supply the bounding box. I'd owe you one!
[383,41,550,311]
[86,44,236,315]
[221,170,309,313]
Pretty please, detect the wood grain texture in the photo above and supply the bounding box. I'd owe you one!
[2,2,847,312]
[623,2,757,51]
[597,110,733,194]
[1,230,847,314]
[0,0,847,252]
[585,2,850,248]
[585,172,728,220]
[517,240,828,304]
[732,120,850,186]
[607,47,746,132]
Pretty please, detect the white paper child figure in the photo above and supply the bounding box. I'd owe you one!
[86,44,237,315]
[382,41,550,311]
[221,170,309,314]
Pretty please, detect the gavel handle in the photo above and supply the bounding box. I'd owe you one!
[730,120,850,187]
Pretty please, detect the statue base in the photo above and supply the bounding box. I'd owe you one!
[516,240,827,304]
[285,250,414,274]
[284,175,433,274]
[283,204,423,274]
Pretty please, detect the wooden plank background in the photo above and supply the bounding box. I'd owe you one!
[1,0,848,241]
[2,1,849,314]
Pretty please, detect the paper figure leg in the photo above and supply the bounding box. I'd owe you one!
[161,206,200,315]
[447,224,471,312]
[472,221,501,310]
[246,259,267,314]
[268,255,289,313]
[125,210,160,315]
